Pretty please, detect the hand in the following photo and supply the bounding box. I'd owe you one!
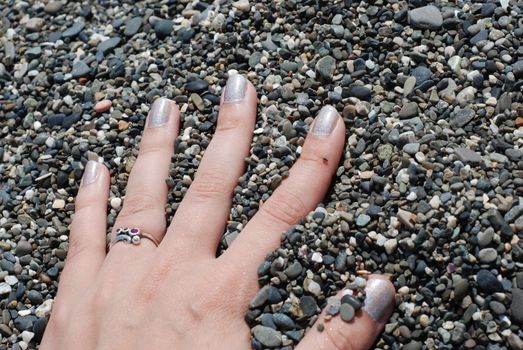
[41,74,395,350]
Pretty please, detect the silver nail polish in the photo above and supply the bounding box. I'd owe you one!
[148,97,172,128]
[363,279,395,322]
[311,105,338,136]
[83,160,100,186]
[223,74,247,103]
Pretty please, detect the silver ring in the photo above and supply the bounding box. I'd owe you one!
[110,227,159,248]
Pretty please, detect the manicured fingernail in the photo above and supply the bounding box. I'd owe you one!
[223,74,247,103]
[82,160,100,186]
[311,105,338,136]
[363,278,395,323]
[148,97,172,128]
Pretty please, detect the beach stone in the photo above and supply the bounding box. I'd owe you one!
[95,100,112,113]
[513,61,523,79]
[97,37,121,57]
[450,108,475,128]
[454,278,469,300]
[477,269,503,294]
[186,79,209,92]
[411,67,431,87]
[62,22,85,38]
[512,289,523,324]
[403,143,420,155]
[154,20,174,39]
[340,303,356,322]
[15,241,32,257]
[26,18,45,32]
[72,60,90,78]
[315,55,336,80]
[252,325,282,347]
[349,86,372,100]
[454,148,481,164]
[456,87,476,107]
[44,1,63,14]
[299,296,318,317]
[356,214,371,227]
[478,248,498,264]
[341,295,362,310]
[403,76,416,96]
[124,17,142,36]
[399,102,418,119]
[408,5,443,30]
[470,30,489,45]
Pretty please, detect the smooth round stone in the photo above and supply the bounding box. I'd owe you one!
[124,17,142,36]
[186,79,209,93]
[478,248,497,263]
[299,296,318,317]
[339,303,356,322]
[95,100,112,113]
[154,20,174,39]
[44,1,63,14]
[341,294,362,310]
[477,269,503,294]
[349,85,372,101]
[15,241,32,257]
[315,55,336,80]
[252,325,282,347]
[356,214,371,227]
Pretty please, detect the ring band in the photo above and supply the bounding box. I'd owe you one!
[110,227,159,247]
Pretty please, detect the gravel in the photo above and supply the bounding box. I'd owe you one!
[1,0,523,349]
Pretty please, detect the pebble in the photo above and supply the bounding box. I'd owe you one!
[62,22,85,38]
[44,1,63,14]
[398,102,418,119]
[315,55,336,80]
[252,325,282,347]
[477,270,503,294]
[71,60,90,78]
[454,147,482,164]
[110,197,122,209]
[154,20,174,39]
[339,303,356,322]
[478,248,498,264]
[15,241,32,257]
[408,6,443,30]
[95,100,112,113]
[124,17,142,37]
[512,289,523,324]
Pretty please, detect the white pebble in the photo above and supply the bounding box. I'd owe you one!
[110,198,122,209]
[0,282,12,295]
[5,275,18,285]
[429,196,441,209]
[311,252,323,263]
[36,299,54,317]
[21,331,34,344]
[52,199,65,209]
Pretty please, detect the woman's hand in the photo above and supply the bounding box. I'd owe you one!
[41,74,395,350]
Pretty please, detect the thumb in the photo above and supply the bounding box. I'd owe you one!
[297,275,395,350]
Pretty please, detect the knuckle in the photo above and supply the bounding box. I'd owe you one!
[188,169,232,201]
[118,192,159,219]
[260,188,307,227]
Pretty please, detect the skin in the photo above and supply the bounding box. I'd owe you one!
[41,77,395,350]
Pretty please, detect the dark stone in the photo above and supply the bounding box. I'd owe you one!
[124,17,142,36]
[96,37,121,57]
[33,318,47,342]
[299,296,318,317]
[27,290,43,304]
[512,288,523,324]
[14,241,32,257]
[470,30,489,45]
[186,79,209,93]
[349,85,372,100]
[154,20,174,39]
[513,61,523,79]
[477,269,504,294]
[481,3,497,17]
[62,21,85,38]
[450,108,475,128]
[71,61,90,78]
[14,315,37,331]
[47,114,65,127]
[411,66,431,87]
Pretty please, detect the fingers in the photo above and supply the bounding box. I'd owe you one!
[54,160,110,305]
[223,105,345,267]
[297,276,396,350]
[162,74,257,257]
[110,98,179,252]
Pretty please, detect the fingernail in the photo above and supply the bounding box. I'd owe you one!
[363,278,395,323]
[82,160,100,186]
[311,105,338,136]
[148,97,172,128]
[223,74,247,103]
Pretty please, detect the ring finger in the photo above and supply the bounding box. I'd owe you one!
[109,97,179,256]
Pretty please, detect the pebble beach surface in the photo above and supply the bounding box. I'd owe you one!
[1,0,523,349]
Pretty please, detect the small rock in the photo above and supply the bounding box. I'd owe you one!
[477,269,503,294]
[252,325,282,347]
[154,20,174,39]
[15,241,32,257]
[124,17,142,37]
[454,147,482,164]
[95,100,112,113]
[399,102,418,119]
[233,0,250,12]
[44,1,63,14]
[340,303,356,322]
[408,5,443,30]
[315,55,336,80]
[72,61,90,78]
